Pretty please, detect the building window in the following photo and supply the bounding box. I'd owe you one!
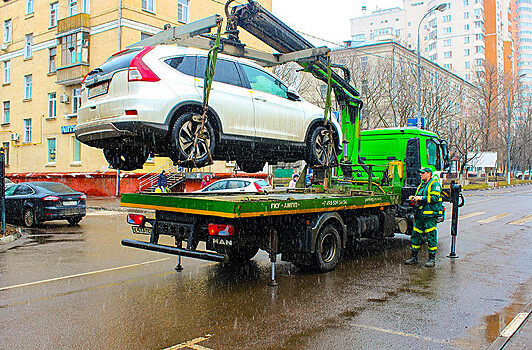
[59,32,89,67]
[2,101,9,124]
[178,0,189,23]
[464,0,469,5]
[24,75,32,100]
[140,32,152,40]
[464,12,469,19]
[25,33,33,59]
[475,58,484,66]
[443,39,451,46]
[142,0,155,13]
[48,93,57,118]
[475,45,483,53]
[474,21,483,29]
[48,138,56,163]
[3,19,12,43]
[443,27,451,34]
[50,2,58,27]
[2,142,9,166]
[23,119,32,143]
[465,36,470,44]
[464,24,470,31]
[465,49,470,56]
[443,63,452,70]
[81,0,90,14]
[444,51,452,58]
[49,48,57,73]
[72,136,81,162]
[476,34,483,41]
[443,15,451,22]
[72,88,81,113]
[465,62,471,68]
[69,0,78,16]
[2,61,10,84]
[465,73,471,80]
[26,0,34,15]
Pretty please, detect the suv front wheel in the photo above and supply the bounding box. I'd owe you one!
[172,112,215,168]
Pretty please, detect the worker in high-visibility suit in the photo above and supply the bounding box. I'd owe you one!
[405,167,444,267]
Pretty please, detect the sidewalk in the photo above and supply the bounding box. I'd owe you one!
[86,196,154,214]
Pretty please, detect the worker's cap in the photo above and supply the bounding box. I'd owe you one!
[292,173,300,179]
[419,167,433,174]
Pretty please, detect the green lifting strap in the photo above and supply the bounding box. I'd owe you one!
[189,21,222,166]
[324,52,332,126]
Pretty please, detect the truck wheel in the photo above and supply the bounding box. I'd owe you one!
[103,146,149,171]
[306,126,336,167]
[226,246,259,264]
[237,160,265,173]
[23,208,39,228]
[172,112,214,168]
[313,224,342,272]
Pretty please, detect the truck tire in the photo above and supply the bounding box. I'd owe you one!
[306,126,336,167]
[237,160,265,173]
[103,146,149,171]
[172,112,214,168]
[313,224,342,272]
[226,246,259,264]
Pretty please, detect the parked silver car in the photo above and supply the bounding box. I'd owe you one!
[76,45,341,171]
[194,178,272,194]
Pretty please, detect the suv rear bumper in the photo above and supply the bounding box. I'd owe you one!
[75,121,168,148]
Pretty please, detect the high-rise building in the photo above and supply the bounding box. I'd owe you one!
[349,0,516,83]
[0,0,272,177]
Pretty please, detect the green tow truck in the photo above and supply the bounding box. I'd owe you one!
[121,1,462,284]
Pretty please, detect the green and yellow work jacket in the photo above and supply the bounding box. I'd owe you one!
[414,177,443,219]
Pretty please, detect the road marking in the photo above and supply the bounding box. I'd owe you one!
[500,312,530,337]
[459,211,485,220]
[164,334,213,350]
[0,258,171,291]
[508,214,532,225]
[350,323,449,344]
[477,213,511,223]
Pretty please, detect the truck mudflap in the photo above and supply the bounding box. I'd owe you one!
[121,239,229,263]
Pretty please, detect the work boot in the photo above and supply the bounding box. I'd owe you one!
[425,253,436,267]
[405,250,419,265]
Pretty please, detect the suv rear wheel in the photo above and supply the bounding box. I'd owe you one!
[172,112,215,168]
[305,126,337,167]
[103,146,149,171]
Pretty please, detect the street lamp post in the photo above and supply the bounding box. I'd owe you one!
[416,3,447,129]
[507,73,526,185]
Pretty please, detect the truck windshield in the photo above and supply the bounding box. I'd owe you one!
[426,139,440,170]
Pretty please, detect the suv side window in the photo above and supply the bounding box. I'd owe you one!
[196,57,243,87]
[164,56,196,76]
[241,65,288,98]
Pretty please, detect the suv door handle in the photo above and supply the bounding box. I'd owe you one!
[254,97,267,102]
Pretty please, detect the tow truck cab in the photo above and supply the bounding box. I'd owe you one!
[358,127,450,198]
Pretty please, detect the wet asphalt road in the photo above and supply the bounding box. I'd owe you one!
[0,185,530,349]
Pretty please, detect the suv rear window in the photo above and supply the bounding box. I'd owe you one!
[97,48,143,74]
[164,56,196,76]
[37,183,76,193]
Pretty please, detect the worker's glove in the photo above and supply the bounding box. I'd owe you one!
[413,196,422,202]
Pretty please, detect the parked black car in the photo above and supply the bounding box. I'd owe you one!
[4,182,86,227]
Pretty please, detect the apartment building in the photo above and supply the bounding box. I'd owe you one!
[0,0,272,176]
[349,0,515,83]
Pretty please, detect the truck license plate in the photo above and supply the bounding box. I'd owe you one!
[132,226,152,235]
[88,82,109,99]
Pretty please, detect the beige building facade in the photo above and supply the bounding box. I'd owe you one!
[0,0,272,175]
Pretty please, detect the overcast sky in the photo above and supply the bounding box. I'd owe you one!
[272,0,404,47]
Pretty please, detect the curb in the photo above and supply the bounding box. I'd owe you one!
[0,225,24,250]
[486,301,532,350]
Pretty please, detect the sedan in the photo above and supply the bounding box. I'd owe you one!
[4,182,86,227]
[194,178,272,194]
[76,45,341,172]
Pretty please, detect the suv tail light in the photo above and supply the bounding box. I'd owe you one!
[128,46,160,82]
[208,224,235,236]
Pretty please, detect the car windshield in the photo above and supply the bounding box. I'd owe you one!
[255,179,269,187]
[36,183,76,193]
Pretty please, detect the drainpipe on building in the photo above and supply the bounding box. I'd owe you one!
[116,169,120,197]
[118,0,122,50]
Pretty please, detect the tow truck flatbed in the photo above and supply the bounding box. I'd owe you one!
[120,191,400,219]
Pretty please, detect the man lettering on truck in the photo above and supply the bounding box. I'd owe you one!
[405,167,443,267]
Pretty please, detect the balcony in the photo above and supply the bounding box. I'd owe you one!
[56,13,90,86]
[57,13,90,35]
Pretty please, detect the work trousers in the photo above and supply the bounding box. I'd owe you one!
[411,217,438,252]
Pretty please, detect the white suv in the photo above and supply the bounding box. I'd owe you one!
[76,45,341,171]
